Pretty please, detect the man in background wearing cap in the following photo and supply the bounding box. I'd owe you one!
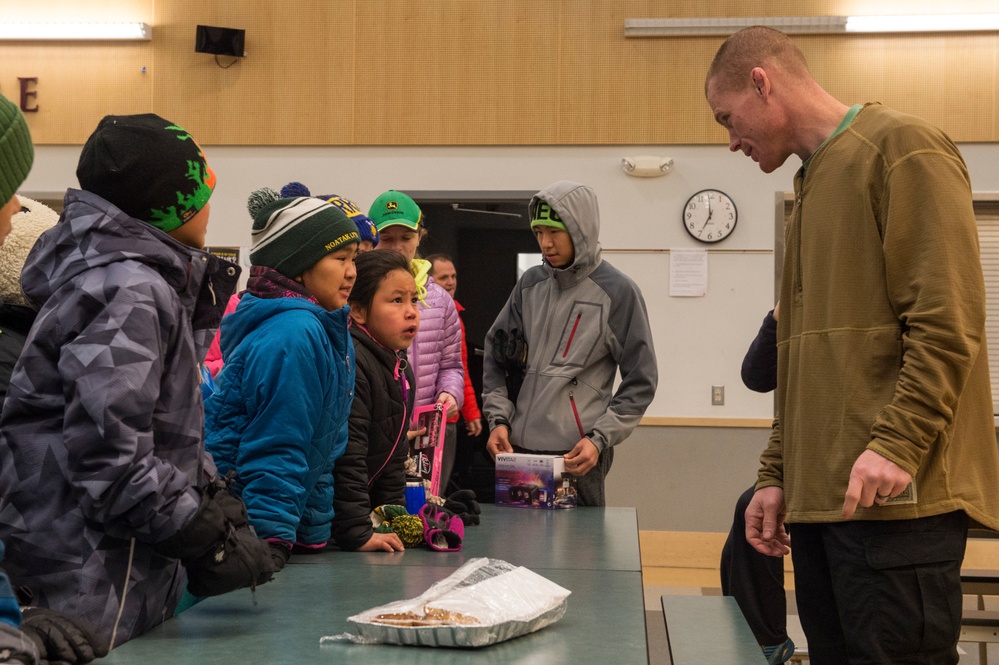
[0,98,31,246]
[426,253,484,493]
[482,181,658,506]
[0,113,274,647]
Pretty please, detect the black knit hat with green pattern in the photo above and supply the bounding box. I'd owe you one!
[76,113,215,232]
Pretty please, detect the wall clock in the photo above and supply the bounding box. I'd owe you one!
[683,189,737,243]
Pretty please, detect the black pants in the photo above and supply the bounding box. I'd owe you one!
[512,445,614,507]
[438,422,457,495]
[720,485,788,646]
[791,511,968,665]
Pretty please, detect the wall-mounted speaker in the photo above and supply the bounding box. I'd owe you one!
[195,25,245,57]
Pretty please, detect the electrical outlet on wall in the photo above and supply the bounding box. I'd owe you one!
[711,385,724,406]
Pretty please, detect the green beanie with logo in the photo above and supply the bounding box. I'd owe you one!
[529,201,567,231]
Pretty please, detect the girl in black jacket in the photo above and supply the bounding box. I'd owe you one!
[332,250,420,551]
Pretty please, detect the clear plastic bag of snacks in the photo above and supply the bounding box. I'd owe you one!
[325,558,571,648]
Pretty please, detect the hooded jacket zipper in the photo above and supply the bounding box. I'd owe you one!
[368,352,409,487]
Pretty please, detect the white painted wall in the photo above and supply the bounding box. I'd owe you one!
[22,143,999,422]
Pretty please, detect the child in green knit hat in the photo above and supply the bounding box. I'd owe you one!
[0,93,33,245]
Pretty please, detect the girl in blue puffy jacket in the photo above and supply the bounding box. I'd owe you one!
[204,191,359,568]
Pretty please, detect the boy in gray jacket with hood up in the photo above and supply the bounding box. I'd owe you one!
[483,180,657,506]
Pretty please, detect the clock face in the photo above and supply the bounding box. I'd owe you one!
[683,189,737,243]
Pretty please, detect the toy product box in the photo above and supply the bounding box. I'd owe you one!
[411,404,446,496]
[494,453,577,509]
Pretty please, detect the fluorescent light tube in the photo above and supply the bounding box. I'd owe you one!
[846,14,999,33]
[625,15,999,37]
[0,23,151,40]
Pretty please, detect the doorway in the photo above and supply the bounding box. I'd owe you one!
[410,191,538,498]
[413,192,537,349]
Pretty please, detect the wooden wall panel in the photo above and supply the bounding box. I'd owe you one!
[0,0,153,142]
[353,1,559,144]
[813,35,999,142]
[6,0,999,145]
[0,43,151,143]
[152,0,352,144]
[558,1,724,144]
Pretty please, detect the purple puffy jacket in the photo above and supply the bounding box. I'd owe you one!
[410,276,464,412]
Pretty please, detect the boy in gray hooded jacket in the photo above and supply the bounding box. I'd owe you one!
[483,180,657,506]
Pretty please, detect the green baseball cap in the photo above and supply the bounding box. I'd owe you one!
[368,190,422,231]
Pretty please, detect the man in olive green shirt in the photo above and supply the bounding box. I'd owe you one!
[706,26,999,665]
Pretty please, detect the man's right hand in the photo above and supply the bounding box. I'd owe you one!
[744,486,791,557]
[486,425,513,459]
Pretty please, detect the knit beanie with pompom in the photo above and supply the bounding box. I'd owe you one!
[247,187,359,279]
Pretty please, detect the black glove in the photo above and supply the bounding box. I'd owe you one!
[19,607,109,665]
[444,489,481,526]
[491,329,527,403]
[268,543,291,573]
[153,479,274,597]
[0,621,39,665]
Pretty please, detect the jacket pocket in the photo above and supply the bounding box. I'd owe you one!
[549,302,603,369]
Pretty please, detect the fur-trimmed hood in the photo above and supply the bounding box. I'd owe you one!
[0,196,57,305]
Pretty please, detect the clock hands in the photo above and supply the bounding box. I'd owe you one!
[701,195,714,230]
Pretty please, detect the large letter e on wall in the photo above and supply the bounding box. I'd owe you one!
[18,78,38,112]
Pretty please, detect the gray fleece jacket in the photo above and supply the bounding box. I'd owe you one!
[482,180,657,453]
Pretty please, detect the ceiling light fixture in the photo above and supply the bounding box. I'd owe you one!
[0,22,152,40]
[624,14,999,37]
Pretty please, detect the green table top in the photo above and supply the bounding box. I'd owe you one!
[99,560,647,664]
[661,595,765,664]
[303,504,642,572]
[97,505,648,664]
